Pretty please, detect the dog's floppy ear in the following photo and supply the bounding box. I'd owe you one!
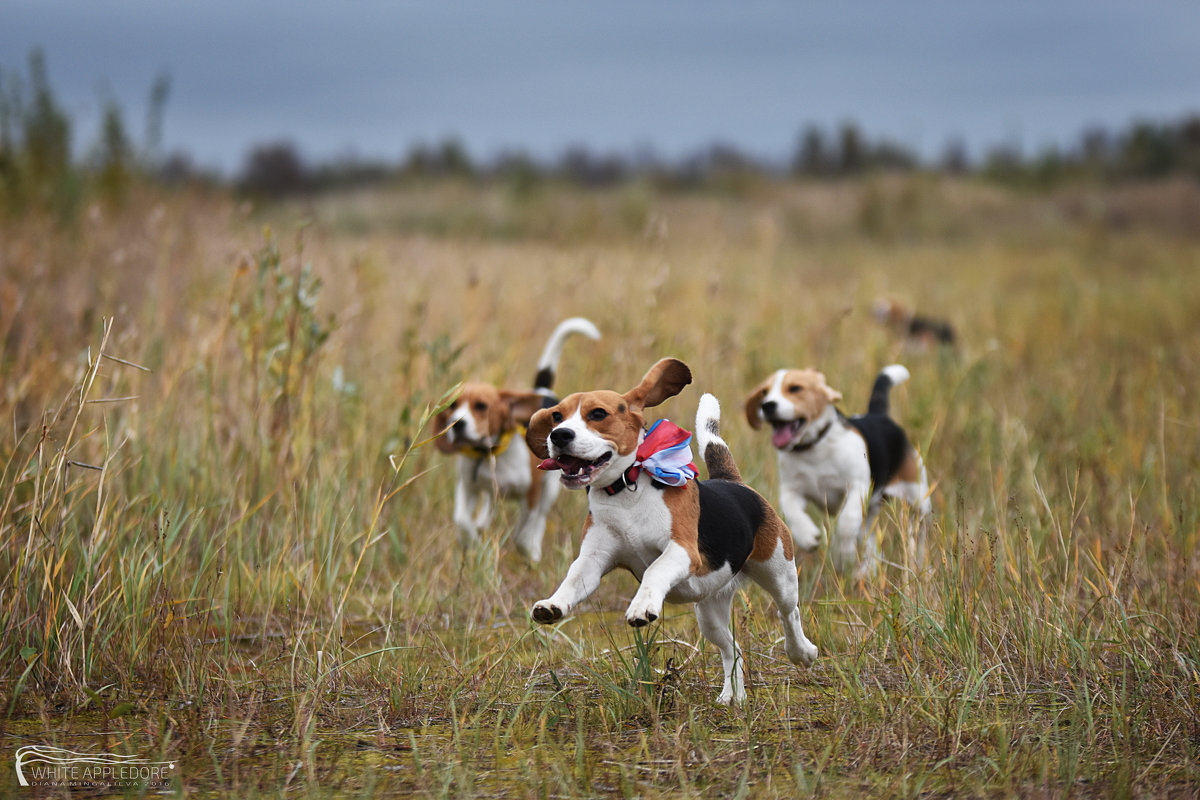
[432,404,460,454]
[502,390,546,426]
[743,379,770,430]
[814,372,843,404]
[625,358,692,410]
[525,406,554,459]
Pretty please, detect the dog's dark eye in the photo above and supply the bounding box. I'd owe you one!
[588,408,608,421]
[788,384,802,393]
[473,401,488,412]
[551,411,563,423]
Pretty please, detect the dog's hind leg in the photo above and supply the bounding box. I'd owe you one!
[741,542,818,667]
[694,581,745,705]
[883,461,933,569]
[856,500,883,580]
[832,486,869,573]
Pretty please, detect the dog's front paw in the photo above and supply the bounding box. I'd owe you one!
[624,598,660,628]
[531,601,564,624]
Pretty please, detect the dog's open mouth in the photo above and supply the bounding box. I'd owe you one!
[771,419,805,448]
[538,452,612,487]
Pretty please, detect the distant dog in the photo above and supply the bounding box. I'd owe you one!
[434,317,600,561]
[527,358,817,705]
[872,298,956,349]
[744,365,931,575]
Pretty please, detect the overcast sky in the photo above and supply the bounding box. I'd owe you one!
[5,1,1200,175]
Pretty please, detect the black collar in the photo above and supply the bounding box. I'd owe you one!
[789,419,834,453]
[596,467,669,496]
[600,467,639,496]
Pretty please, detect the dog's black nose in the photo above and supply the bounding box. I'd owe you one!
[760,400,777,416]
[549,428,575,448]
[451,418,467,434]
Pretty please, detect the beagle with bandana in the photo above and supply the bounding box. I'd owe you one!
[527,358,818,705]
[433,317,600,561]
[745,364,931,575]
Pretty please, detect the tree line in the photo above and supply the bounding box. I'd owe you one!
[3,48,1199,210]
[240,116,1200,197]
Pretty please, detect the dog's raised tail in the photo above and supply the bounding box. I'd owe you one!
[696,393,743,483]
[867,364,910,415]
[533,317,601,394]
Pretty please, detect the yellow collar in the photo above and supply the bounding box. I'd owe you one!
[459,425,524,460]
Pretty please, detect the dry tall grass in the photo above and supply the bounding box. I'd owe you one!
[2,176,1198,797]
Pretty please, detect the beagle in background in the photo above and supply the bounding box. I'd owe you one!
[527,358,818,705]
[745,364,931,576]
[872,297,956,350]
[434,317,600,562]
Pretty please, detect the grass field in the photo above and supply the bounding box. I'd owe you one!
[2,175,1199,797]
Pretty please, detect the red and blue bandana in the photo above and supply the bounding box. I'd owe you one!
[627,419,698,487]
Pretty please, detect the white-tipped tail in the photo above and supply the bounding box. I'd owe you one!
[695,393,725,454]
[536,317,601,373]
[696,392,742,482]
[867,364,911,415]
[881,364,910,387]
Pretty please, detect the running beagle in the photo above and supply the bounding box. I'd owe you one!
[433,317,600,562]
[744,364,931,575]
[527,358,818,705]
[871,297,956,350]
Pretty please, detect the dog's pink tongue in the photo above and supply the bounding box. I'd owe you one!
[772,424,796,448]
[538,458,562,471]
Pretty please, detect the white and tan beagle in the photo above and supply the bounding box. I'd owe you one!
[433,317,600,562]
[527,358,818,705]
[745,364,931,575]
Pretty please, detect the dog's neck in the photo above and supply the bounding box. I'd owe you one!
[598,419,696,495]
[598,465,643,496]
[598,465,674,496]
[788,408,839,453]
[459,426,522,460]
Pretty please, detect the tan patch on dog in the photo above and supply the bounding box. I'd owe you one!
[575,392,645,455]
[750,497,794,563]
[661,484,709,576]
[527,392,644,460]
[891,448,922,485]
[528,359,693,462]
[626,358,692,411]
[435,383,544,453]
[525,402,559,460]
[873,297,912,328]
[780,369,842,418]
[432,398,462,454]
[746,369,842,431]
[743,378,771,429]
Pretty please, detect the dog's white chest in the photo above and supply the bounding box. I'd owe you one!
[460,443,533,496]
[588,485,674,575]
[588,482,735,603]
[778,426,869,511]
